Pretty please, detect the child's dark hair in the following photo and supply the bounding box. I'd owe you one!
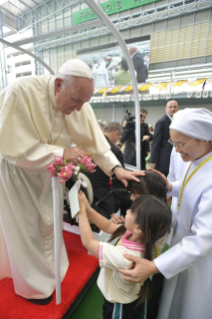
[128,171,167,202]
[109,195,172,305]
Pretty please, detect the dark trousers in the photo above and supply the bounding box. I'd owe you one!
[141,156,146,171]
[146,273,164,319]
[103,298,144,319]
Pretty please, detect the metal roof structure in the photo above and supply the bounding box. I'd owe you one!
[0,0,212,88]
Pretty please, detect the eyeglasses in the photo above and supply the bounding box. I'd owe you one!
[168,138,195,149]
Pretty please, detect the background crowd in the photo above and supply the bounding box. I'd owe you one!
[90,46,149,88]
[82,100,179,221]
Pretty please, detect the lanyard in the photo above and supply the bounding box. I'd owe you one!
[177,155,212,210]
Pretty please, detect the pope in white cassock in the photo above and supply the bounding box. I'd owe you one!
[0,59,142,305]
[117,108,212,319]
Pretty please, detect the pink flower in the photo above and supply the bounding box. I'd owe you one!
[47,163,57,177]
[55,155,64,165]
[80,156,91,165]
[57,171,69,183]
[79,156,96,173]
[47,155,96,183]
[86,163,96,173]
[57,163,74,182]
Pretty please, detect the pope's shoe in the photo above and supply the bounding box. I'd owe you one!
[27,294,53,305]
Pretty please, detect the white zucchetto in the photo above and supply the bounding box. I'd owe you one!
[59,59,94,80]
[170,108,212,142]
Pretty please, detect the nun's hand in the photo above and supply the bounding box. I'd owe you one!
[148,167,172,192]
[116,254,159,283]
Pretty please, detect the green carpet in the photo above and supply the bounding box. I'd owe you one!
[69,280,104,319]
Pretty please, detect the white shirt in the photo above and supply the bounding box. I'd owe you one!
[97,231,144,304]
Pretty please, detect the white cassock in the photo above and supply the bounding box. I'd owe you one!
[0,75,120,299]
[95,61,109,89]
[166,148,185,245]
[155,151,212,319]
[92,63,99,88]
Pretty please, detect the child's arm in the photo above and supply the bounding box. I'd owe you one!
[78,191,99,258]
[87,206,119,235]
[81,193,120,235]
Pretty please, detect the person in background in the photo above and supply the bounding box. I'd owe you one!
[114,58,132,86]
[129,46,145,83]
[92,60,99,88]
[121,108,152,169]
[149,100,179,176]
[84,122,124,219]
[95,60,109,88]
[105,55,121,70]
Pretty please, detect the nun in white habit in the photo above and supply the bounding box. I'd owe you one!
[0,59,142,303]
[117,108,212,319]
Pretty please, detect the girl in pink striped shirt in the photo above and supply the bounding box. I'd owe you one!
[78,192,172,319]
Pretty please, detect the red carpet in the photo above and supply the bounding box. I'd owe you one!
[0,231,99,319]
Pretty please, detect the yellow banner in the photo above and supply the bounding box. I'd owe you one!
[173,80,187,87]
[110,86,122,93]
[124,85,133,92]
[139,83,152,91]
[155,82,169,91]
[98,87,108,94]
[190,79,205,87]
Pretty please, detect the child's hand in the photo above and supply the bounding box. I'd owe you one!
[111,213,125,224]
[78,191,87,212]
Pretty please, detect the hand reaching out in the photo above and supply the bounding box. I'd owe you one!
[111,213,125,224]
[113,167,145,188]
[148,167,172,192]
[78,191,88,212]
[142,135,150,142]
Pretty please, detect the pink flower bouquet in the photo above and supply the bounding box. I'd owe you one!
[79,155,96,173]
[47,155,96,183]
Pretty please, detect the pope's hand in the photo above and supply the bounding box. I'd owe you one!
[116,254,159,283]
[113,167,145,187]
[148,167,172,192]
[63,147,86,165]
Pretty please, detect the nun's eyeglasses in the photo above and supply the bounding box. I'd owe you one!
[168,138,195,149]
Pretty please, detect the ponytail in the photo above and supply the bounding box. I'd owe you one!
[137,234,154,305]
[108,224,126,243]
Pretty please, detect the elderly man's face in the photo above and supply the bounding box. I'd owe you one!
[55,77,94,115]
[170,129,207,162]
[110,131,121,145]
[165,101,178,117]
